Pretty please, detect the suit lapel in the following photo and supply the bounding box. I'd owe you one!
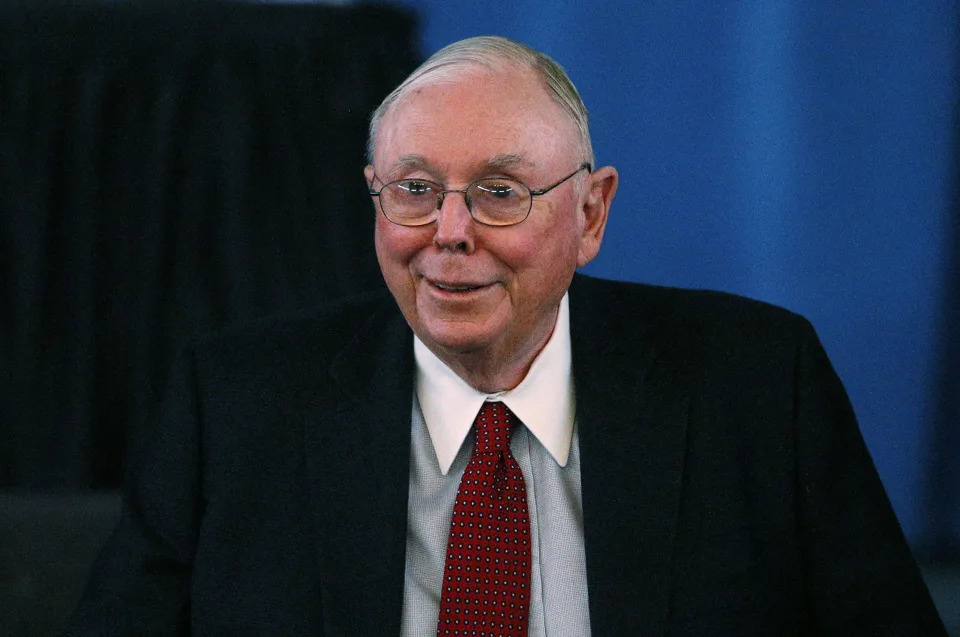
[303,298,413,635]
[570,275,690,637]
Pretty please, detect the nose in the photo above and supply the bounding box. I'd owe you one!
[433,189,475,253]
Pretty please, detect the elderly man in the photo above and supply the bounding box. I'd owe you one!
[67,36,944,636]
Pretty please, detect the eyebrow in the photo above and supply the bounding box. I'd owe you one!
[386,153,534,179]
[389,155,435,175]
[484,153,532,171]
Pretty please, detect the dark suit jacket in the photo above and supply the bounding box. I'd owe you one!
[66,274,945,636]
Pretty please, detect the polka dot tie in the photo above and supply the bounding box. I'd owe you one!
[436,401,531,636]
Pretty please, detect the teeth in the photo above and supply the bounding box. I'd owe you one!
[435,283,479,292]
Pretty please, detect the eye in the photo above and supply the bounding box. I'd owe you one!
[397,180,434,196]
[476,181,517,199]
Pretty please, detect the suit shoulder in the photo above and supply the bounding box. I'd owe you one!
[572,274,816,348]
[188,287,396,367]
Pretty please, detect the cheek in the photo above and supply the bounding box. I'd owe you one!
[498,236,571,299]
[519,208,582,265]
[507,218,582,297]
[375,222,432,286]
[374,226,405,293]
[375,220,410,264]
[373,222,391,263]
[375,231,415,317]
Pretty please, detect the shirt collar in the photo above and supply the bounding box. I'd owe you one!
[415,293,575,475]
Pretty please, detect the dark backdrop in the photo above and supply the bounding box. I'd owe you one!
[0,1,418,488]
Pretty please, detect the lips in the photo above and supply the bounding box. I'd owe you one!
[426,278,492,293]
[433,282,484,292]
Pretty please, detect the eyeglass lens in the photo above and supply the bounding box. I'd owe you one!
[382,178,530,226]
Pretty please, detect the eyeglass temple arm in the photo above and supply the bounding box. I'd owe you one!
[528,162,593,196]
[367,172,382,196]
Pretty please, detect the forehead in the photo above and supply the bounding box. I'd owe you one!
[374,65,578,175]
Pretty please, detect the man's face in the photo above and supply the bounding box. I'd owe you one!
[367,66,609,379]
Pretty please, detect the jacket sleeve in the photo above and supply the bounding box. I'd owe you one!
[793,320,947,635]
[62,347,202,636]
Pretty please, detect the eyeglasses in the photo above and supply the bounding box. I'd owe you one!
[368,163,592,227]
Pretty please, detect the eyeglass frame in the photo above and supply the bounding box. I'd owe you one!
[367,162,593,227]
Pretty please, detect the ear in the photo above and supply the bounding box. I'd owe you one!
[364,164,375,186]
[576,165,618,267]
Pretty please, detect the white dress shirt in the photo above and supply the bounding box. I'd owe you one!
[400,293,592,636]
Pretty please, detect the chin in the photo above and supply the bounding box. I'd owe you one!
[417,321,500,356]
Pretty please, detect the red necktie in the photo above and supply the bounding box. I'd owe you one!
[436,401,531,636]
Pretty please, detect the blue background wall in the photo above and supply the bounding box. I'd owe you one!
[384,0,960,548]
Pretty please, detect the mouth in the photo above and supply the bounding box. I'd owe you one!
[426,278,493,293]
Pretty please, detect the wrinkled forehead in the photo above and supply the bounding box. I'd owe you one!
[374,64,580,171]
[387,62,557,123]
[399,58,524,96]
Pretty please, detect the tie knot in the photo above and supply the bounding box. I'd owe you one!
[473,401,516,453]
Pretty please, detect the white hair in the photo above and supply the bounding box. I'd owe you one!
[366,36,594,166]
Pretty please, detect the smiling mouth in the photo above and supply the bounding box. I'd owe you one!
[429,280,489,293]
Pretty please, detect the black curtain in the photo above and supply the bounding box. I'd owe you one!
[0,1,419,488]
